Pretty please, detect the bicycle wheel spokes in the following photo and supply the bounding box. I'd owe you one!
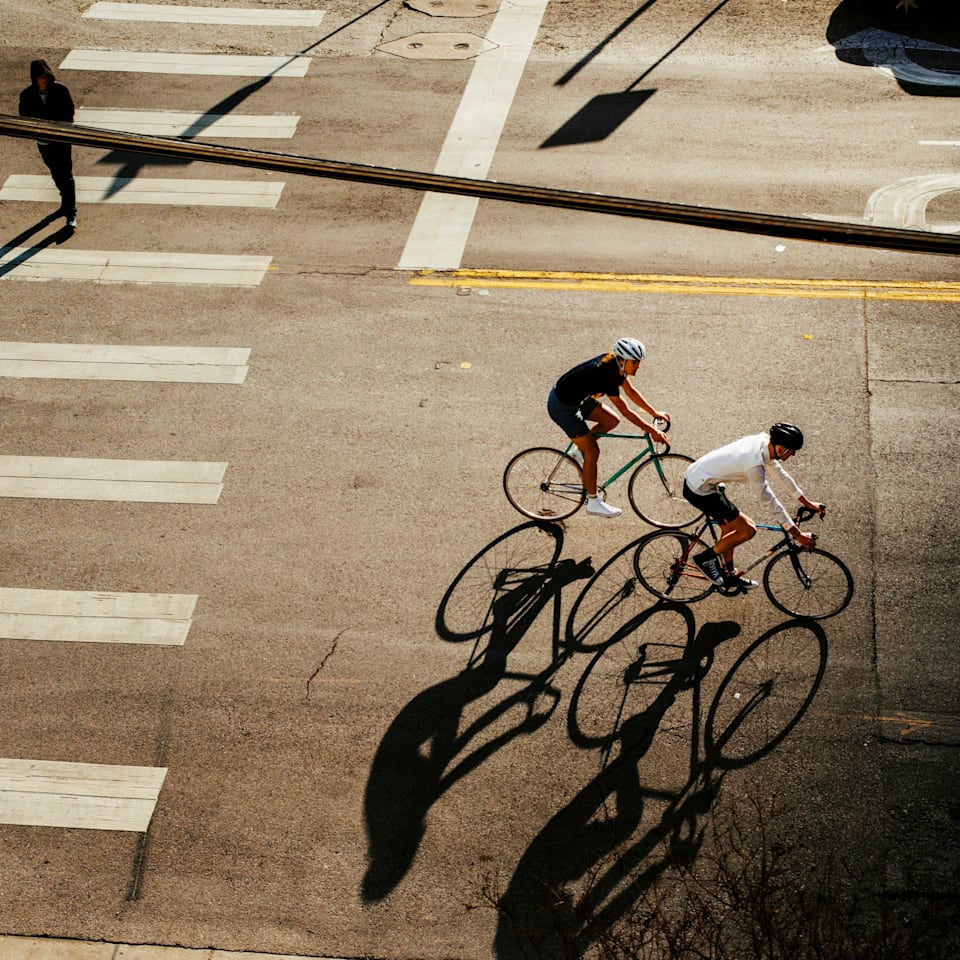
[568,638,649,748]
[568,605,696,748]
[705,621,827,769]
[566,537,650,652]
[436,522,563,641]
[627,454,701,529]
[763,548,853,620]
[503,447,584,521]
[633,531,713,603]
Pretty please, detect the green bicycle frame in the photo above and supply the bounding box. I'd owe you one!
[561,431,665,491]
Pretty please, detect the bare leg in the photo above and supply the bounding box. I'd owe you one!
[571,433,600,496]
[571,403,620,497]
[711,515,757,567]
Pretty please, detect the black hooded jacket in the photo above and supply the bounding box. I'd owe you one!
[19,59,75,124]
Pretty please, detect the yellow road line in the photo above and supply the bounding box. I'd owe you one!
[411,269,960,302]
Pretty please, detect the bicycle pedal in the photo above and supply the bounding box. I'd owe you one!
[716,582,743,597]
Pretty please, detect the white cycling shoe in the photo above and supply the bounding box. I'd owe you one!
[586,496,622,518]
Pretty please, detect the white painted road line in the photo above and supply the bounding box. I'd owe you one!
[84,2,326,26]
[0,456,227,504]
[75,107,299,138]
[0,249,272,286]
[0,759,166,831]
[0,342,250,383]
[397,0,550,271]
[1,175,285,208]
[0,588,197,646]
[61,49,312,77]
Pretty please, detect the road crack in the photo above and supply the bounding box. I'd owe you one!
[305,630,345,700]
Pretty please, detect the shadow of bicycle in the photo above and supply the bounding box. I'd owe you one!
[362,522,594,904]
[493,607,828,959]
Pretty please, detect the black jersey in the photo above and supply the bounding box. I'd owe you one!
[554,355,624,405]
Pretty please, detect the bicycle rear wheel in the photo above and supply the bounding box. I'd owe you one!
[503,447,584,520]
[633,531,714,603]
[763,548,853,620]
[627,454,700,528]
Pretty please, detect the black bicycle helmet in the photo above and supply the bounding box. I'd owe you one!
[769,422,804,450]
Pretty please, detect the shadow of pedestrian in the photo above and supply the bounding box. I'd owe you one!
[0,219,76,277]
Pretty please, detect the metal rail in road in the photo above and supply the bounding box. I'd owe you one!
[2,114,959,257]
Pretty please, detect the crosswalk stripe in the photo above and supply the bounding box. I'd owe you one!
[0,341,250,382]
[397,0,550,270]
[83,2,326,26]
[75,107,299,138]
[1,175,285,207]
[0,588,197,646]
[0,759,166,831]
[0,248,271,286]
[0,456,227,503]
[61,49,312,77]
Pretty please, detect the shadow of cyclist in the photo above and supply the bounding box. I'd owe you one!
[493,616,828,959]
[436,521,595,668]
[493,607,735,958]
[362,524,593,904]
[482,554,596,673]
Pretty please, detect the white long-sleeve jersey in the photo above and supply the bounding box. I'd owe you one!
[685,432,804,528]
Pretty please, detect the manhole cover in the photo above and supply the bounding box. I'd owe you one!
[378,32,497,60]
[405,0,499,17]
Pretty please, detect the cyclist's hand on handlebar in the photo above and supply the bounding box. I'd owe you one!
[799,498,826,520]
[790,526,817,550]
[649,425,669,447]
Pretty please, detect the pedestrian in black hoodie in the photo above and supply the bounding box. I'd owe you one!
[19,59,77,229]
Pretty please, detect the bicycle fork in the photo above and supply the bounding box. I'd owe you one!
[788,549,812,589]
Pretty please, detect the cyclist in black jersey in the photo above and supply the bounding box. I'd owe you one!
[548,338,670,518]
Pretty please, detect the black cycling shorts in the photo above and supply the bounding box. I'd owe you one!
[682,481,740,524]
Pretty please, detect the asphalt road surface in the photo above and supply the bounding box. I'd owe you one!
[1,0,958,958]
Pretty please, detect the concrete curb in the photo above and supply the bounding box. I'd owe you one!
[0,937,348,960]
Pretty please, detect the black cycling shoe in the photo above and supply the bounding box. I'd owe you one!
[693,550,725,586]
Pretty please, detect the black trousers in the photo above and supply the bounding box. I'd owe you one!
[37,142,76,217]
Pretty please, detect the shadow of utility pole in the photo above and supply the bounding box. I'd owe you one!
[541,90,656,148]
[542,0,732,147]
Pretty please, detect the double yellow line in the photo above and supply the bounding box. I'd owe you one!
[411,269,960,302]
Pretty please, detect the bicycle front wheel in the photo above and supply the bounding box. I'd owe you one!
[503,447,584,521]
[763,548,853,620]
[627,454,701,529]
[633,531,714,603]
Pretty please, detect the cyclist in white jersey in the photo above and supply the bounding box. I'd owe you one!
[682,423,824,590]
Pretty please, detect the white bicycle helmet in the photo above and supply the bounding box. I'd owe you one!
[613,337,646,362]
